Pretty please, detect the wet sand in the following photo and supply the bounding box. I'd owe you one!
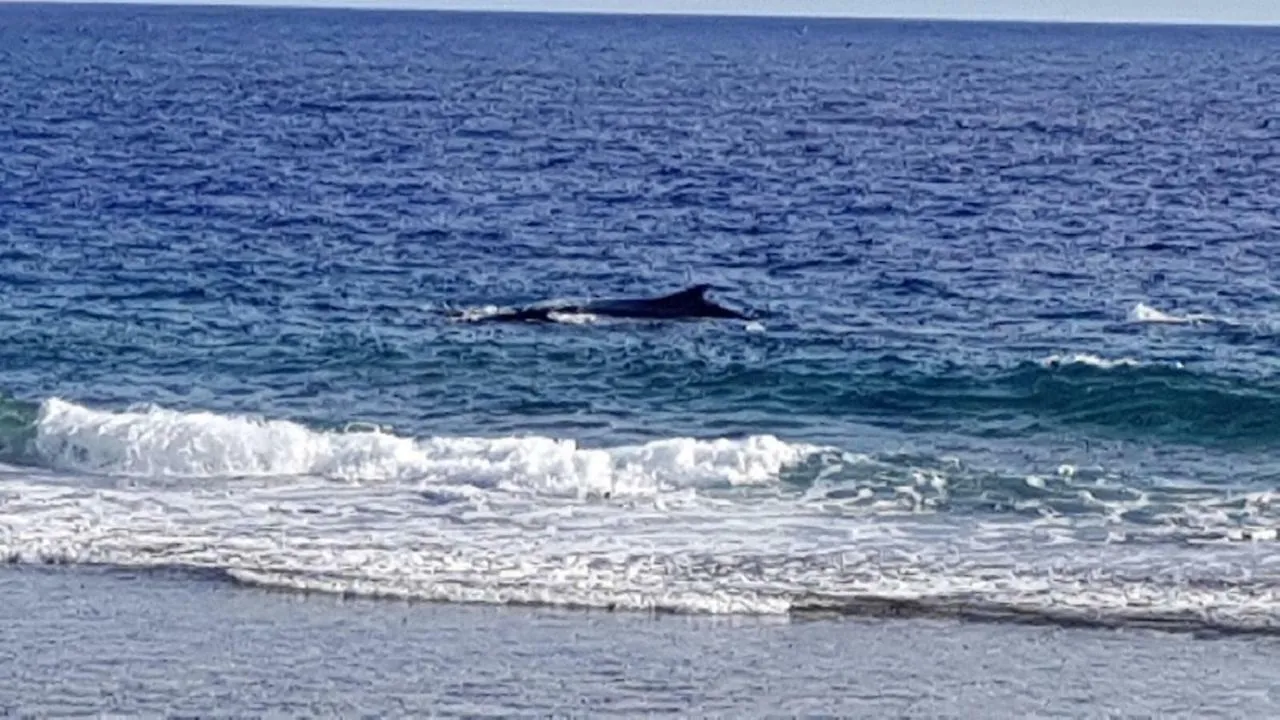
[1,565,1276,717]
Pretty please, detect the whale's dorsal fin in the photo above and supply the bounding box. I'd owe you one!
[660,284,713,303]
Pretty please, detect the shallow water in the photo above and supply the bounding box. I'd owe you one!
[2,4,1280,634]
[2,565,1278,717]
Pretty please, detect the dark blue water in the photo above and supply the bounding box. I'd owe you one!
[3,3,1280,633]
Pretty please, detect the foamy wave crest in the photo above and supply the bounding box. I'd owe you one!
[30,398,819,496]
[1039,353,1144,369]
[227,568,794,615]
[1129,302,1222,325]
[6,419,1280,633]
[1037,352,1191,371]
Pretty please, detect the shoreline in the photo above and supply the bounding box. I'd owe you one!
[3,564,1276,716]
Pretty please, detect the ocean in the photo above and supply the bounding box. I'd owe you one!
[2,2,1280,713]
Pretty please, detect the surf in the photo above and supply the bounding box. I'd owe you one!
[12,397,820,495]
[2,396,1278,635]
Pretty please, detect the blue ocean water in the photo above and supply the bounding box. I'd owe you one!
[2,3,1280,633]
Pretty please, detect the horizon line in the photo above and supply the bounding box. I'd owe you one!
[6,0,1280,29]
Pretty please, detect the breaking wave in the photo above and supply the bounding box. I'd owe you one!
[1,397,1278,636]
[15,397,817,497]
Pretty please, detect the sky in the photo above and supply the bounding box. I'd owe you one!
[19,0,1280,25]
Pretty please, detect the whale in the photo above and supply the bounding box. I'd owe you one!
[452,284,753,323]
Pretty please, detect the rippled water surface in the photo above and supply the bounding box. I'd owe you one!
[3,4,1280,636]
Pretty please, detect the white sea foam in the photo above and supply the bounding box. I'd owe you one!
[449,304,505,322]
[447,303,598,324]
[1129,302,1221,325]
[1039,353,1144,369]
[3,473,1277,627]
[545,310,599,324]
[1037,352,1190,370]
[4,398,1279,631]
[31,398,817,496]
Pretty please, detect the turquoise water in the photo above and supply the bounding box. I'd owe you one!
[3,4,1280,633]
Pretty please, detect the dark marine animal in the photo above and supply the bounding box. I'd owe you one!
[453,284,754,323]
